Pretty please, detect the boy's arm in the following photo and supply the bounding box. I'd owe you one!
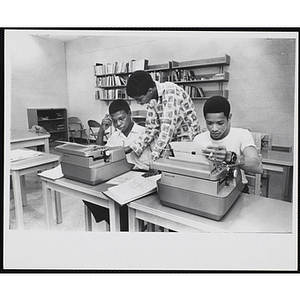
[96,127,106,145]
[130,105,159,157]
[203,145,263,174]
[240,146,263,174]
[95,114,112,146]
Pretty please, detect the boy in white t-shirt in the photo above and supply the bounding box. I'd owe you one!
[193,96,263,193]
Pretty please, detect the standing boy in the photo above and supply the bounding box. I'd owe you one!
[193,96,263,193]
[126,70,201,161]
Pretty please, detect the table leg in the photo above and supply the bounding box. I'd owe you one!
[44,138,50,153]
[11,170,24,230]
[108,200,120,232]
[128,207,138,232]
[282,166,293,201]
[54,191,62,224]
[84,204,93,231]
[20,175,27,207]
[42,181,54,229]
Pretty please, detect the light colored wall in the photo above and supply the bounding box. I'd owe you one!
[65,32,295,148]
[7,31,69,131]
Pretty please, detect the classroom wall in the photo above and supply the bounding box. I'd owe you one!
[8,31,295,148]
[7,32,69,132]
[65,32,296,148]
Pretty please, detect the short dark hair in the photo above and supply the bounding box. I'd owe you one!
[109,99,131,115]
[126,70,155,97]
[203,96,231,119]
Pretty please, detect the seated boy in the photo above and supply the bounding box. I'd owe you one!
[85,99,154,230]
[193,96,263,193]
[96,99,154,171]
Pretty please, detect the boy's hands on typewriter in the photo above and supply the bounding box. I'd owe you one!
[142,168,161,177]
[202,145,230,163]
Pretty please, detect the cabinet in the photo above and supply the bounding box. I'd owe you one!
[27,108,68,143]
[94,55,230,101]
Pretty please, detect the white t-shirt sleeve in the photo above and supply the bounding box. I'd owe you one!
[239,129,257,153]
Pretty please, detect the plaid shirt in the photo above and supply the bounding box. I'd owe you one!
[130,81,201,161]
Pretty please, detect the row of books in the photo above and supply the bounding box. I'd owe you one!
[94,59,148,75]
[95,75,127,87]
[171,69,225,82]
[171,69,196,81]
[183,85,206,98]
[95,89,127,100]
[149,71,169,83]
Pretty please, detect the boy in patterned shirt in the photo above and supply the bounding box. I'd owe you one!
[126,70,201,161]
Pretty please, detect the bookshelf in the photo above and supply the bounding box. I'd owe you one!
[94,55,230,101]
[27,108,68,144]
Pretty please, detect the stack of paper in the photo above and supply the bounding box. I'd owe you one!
[103,174,161,205]
[10,149,42,162]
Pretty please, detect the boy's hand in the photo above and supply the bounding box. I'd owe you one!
[101,114,112,131]
[202,145,231,163]
[142,168,161,177]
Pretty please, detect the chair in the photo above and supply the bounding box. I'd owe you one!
[88,119,110,143]
[132,110,147,127]
[88,119,101,141]
[68,117,89,143]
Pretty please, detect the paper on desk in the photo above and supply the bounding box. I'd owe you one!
[103,174,161,205]
[106,170,145,185]
[39,164,64,180]
[10,149,42,162]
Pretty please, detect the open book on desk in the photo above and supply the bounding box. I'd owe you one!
[38,164,64,181]
[103,173,161,205]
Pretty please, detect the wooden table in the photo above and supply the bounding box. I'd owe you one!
[128,193,292,233]
[40,176,121,231]
[11,130,50,152]
[261,150,294,201]
[10,151,60,229]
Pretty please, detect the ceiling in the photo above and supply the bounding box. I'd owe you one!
[31,33,89,43]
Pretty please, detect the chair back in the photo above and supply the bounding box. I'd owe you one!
[68,117,89,143]
[88,119,101,140]
[88,120,101,128]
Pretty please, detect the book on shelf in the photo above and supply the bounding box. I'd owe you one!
[183,85,205,98]
[197,87,205,97]
[103,173,161,205]
[94,63,105,75]
[150,70,169,83]
[129,59,148,72]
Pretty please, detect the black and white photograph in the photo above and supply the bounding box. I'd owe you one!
[3,28,298,275]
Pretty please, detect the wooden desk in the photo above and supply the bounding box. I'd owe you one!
[40,177,121,231]
[10,151,60,229]
[11,130,50,152]
[128,193,292,233]
[261,150,294,201]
